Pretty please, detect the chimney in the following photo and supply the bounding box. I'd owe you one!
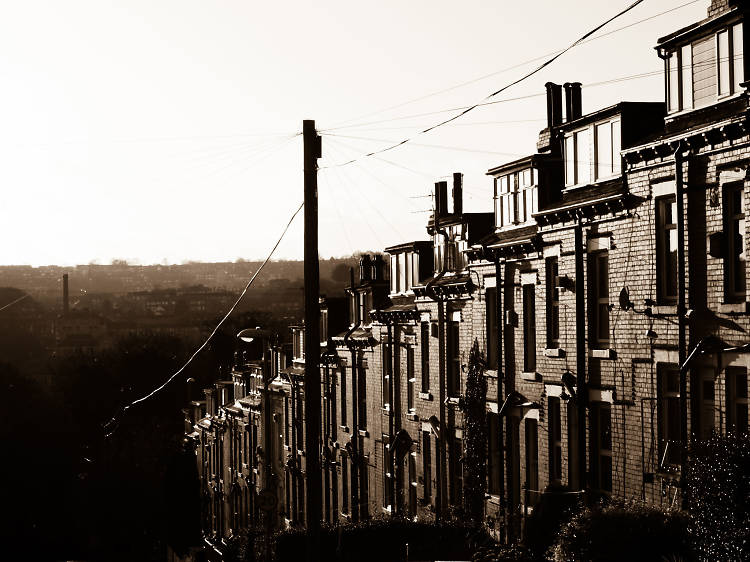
[709,0,733,18]
[372,254,385,281]
[452,173,463,215]
[359,254,372,282]
[545,82,563,128]
[62,273,69,315]
[435,181,448,217]
[564,82,582,122]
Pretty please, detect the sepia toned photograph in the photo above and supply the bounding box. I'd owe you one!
[2,0,749,560]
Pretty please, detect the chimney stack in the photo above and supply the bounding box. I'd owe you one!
[452,173,463,215]
[359,254,372,282]
[435,181,448,217]
[62,273,69,315]
[564,82,582,122]
[545,82,563,128]
[372,254,385,281]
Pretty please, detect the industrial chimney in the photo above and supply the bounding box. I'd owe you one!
[62,273,69,315]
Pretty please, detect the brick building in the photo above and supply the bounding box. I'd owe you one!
[179,0,750,555]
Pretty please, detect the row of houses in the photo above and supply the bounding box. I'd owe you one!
[179,0,750,557]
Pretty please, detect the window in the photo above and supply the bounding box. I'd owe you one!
[658,365,681,468]
[422,431,432,501]
[666,24,743,113]
[487,413,502,495]
[407,346,415,412]
[382,342,391,408]
[331,465,338,519]
[449,436,463,506]
[330,371,338,439]
[523,283,536,372]
[594,119,621,180]
[358,362,367,430]
[548,397,562,485]
[408,453,417,517]
[564,129,591,187]
[359,445,369,518]
[495,168,537,228]
[656,196,678,304]
[567,401,580,489]
[545,258,559,348]
[342,456,349,514]
[359,292,372,325]
[284,396,290,447]
[293,329,304,361]
[589,251,610,348]
[592,403,612,491]
[447,320,460,397]
[383,442,391,508]
[525,418,539,505]
[725,184,746,302]
[697,369,715,440]
[727,366,748,435]
[341,367,347,426]
[421,322,430,392]
[486,288,499,368]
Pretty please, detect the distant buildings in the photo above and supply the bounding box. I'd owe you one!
[179,0,750,557]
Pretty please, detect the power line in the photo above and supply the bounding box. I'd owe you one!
[325,0,696,131]
[0,293,29,312]
[102,200,304,437]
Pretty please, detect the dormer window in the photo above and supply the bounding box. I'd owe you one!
[495,168,537,228]
[665,22,744,114]
[564,118,621,187]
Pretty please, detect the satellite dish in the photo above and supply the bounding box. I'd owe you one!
[619,287,634,311]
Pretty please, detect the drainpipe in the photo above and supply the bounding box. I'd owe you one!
[387,319,396,514]
[674,141,688,505]
[493,253,507,542]
[574,214,587,492]
[426,224,449,521]
[343,268,361,522]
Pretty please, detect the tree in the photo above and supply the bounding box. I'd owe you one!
[462,338,487,524]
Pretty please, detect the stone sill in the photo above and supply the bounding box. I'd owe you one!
[419,392,433,401]
[446,396,461,405]
[589,348,616,360]
[651,305,676,316]
[358,429,369,438]
[543,348,565,358]
[340,425,349,433]
[521,371,541,382]
[718,302,750,314]
[406,412,419,421]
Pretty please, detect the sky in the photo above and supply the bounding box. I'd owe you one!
[0,0,708,266]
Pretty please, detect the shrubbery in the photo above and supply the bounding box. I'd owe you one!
[685,433,750,561]
[273,517,488,561]
[548,499,691,562]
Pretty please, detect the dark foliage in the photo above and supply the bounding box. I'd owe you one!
[685,433,750,561]
[549,499,692,562]
[462,338,488,524]
[522,484,582,560]
[273,518,488,561]
[472,543,532,562]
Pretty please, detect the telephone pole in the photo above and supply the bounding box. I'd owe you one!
[303,120,322,558]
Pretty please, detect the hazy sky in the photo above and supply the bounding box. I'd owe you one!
[0,0,706,266]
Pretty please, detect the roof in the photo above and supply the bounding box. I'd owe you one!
[657,4,740,49]
[385,240,433,254]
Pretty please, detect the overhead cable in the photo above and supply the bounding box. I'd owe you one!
[102,200,304,437]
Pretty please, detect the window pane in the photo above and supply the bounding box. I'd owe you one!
[668,51,680,111]
[522,169,531,187]
[612,120,621,175]
[681,44,693,109]
[719,30,730,96]
[596,122,612,180]
[733,23,744,92]
[576,129,590,185]
[565,135,575,186]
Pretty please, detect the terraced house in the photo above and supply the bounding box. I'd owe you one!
[179,0,750,556]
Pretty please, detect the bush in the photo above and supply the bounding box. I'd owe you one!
[273,517,489,561]
[523,484,582,560]
[685,434,750,561]
[549,499,692,562]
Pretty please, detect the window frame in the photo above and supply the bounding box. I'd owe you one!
[588,250,610,348]
[724,182,746,303]
[726,366,749,435]
[656,195,678,305]
[545,258,560,348]
[657,364,681,469]
[523,282,537,372]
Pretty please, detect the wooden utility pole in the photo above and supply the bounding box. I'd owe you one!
[303,120,322,557]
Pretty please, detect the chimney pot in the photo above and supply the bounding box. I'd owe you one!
[372,254,385,281]
[435,181,448,217]
[452,173,463,215]
[563,82,582,122]
[545,82,563,128]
